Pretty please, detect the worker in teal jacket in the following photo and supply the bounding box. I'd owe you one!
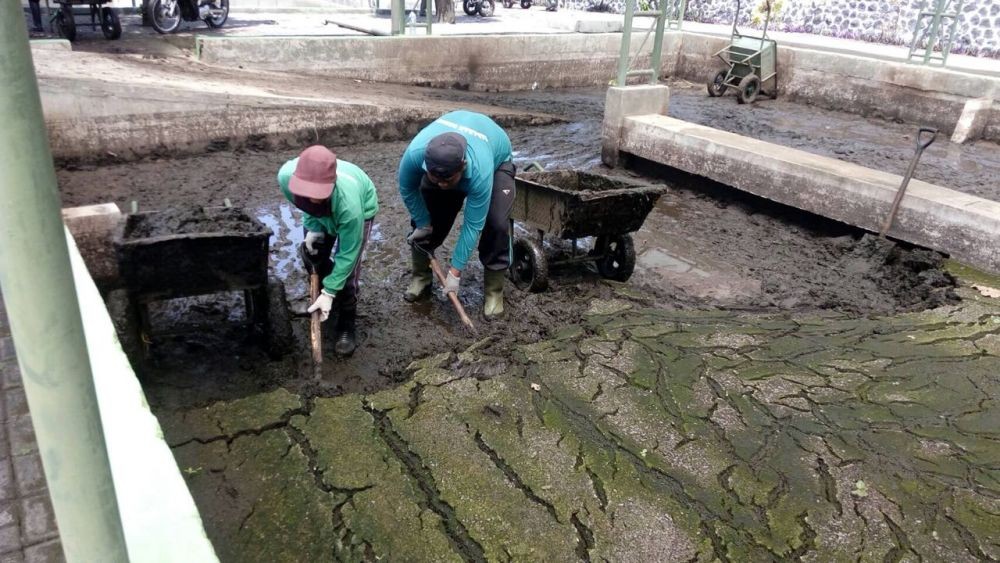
[278,145,379,355]
[398,110,516,318]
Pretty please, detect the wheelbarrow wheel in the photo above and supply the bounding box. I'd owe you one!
[100,7,122,40]
[595,234,636,282]
[57,5,76,41]
[737,74,761,105]
[707,70,727,97]
[510,237,548,293]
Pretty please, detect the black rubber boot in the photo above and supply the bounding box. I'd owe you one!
[334,306,357,356]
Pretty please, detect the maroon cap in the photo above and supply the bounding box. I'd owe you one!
[289,145,337,199]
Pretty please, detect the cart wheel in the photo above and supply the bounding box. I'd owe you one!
[477,0,495,16]
[737,74,762,105]
[521,0,531,7]
[595,234,636,282]
[462,0,477,15]
[510,237,548,292]
[57,5,76,41]
[100,7,122,40]
[707,70,727,97]
[204,0,230,28]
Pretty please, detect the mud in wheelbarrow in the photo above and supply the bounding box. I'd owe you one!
[510,171,664,292]
[114,206,292,360]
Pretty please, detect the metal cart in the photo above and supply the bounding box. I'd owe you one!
[509,170,664,292]
[706,0,777,104]
[51,0,122,41]
[115,206,292,360]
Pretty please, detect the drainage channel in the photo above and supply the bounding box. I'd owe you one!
[53,85,1000,561]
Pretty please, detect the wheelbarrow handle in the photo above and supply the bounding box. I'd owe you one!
[916,127,938,152]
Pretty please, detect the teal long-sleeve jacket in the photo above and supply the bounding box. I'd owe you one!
[398,110,512,271]
[278,158,379,294]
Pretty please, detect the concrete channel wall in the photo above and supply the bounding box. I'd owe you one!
[614,113,1000,274]
[196,33,667,91]
[197,31,1000,142]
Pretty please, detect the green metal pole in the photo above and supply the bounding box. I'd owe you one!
[0,4,129,562]
[649,2,667,84]
[616,0,636,86]
[391,0,405,35]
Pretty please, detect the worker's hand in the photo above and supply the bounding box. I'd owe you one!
[304,230,326,255]
[444,268,461,295]
[407,225,433,247]
[307,290,335,322]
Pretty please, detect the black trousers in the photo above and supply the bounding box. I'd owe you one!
[414,161,516,271]
[29,0,42,28]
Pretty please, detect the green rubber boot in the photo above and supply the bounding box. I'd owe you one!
[483,269,506,319]
[404,248,433,302]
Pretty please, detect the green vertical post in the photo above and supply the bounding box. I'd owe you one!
[391,0,406,35]
[0,4,129,562]
[616,0,636,86]
[649,1,667,83]
[425,0,432,35]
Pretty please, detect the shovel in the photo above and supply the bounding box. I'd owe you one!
[412,244,477,334]
[309,272,323,377]
[879,127,938,238]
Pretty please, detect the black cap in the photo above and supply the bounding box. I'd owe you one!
[424,133,467,177]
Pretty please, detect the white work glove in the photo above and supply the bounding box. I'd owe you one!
[443,270,461,295]
[307,290,335,322]
[407,225,433,246]
[304,230,326,255]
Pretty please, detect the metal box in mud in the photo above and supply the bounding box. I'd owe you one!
[514,171,663,239]
[117,207,271,302]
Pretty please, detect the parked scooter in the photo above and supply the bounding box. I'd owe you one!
[148,0,229,34]
[463,0,495,16]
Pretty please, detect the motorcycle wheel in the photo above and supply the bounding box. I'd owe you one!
[477,0,495,16]
[204,0,229,28]
[150,0,182,34]
[462,0,477,15]
[521,0,531,7]
[502,0,513,7]
[56,5,76,41]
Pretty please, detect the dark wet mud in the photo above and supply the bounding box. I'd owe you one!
[54,84,977,408]
[124,206,268,239]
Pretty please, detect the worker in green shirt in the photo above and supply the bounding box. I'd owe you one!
[278,145,379,356]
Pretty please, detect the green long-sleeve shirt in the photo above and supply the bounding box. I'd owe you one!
[278,158,379,294]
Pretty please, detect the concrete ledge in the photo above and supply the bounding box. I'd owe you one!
[62,204,123,290]
[618,115,1000,274]
[29,39,71,52]
[66,227,218,562]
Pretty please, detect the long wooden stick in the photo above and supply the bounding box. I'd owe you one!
[309,273,323,373]
[427,256,477,333]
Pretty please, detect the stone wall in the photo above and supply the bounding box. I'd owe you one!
[684,0,999,57]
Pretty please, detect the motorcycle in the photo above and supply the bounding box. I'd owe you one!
[501,0,532,8]
[148,0,229,34]
[462,0,495,16]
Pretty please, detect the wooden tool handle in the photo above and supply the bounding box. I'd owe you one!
[309,273,323,367]
[427,257,477,332]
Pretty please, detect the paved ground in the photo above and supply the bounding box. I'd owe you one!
[0,297,64,563]
[158,284,1000,561]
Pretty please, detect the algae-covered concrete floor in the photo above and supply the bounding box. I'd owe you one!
[159,288,1000,561]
